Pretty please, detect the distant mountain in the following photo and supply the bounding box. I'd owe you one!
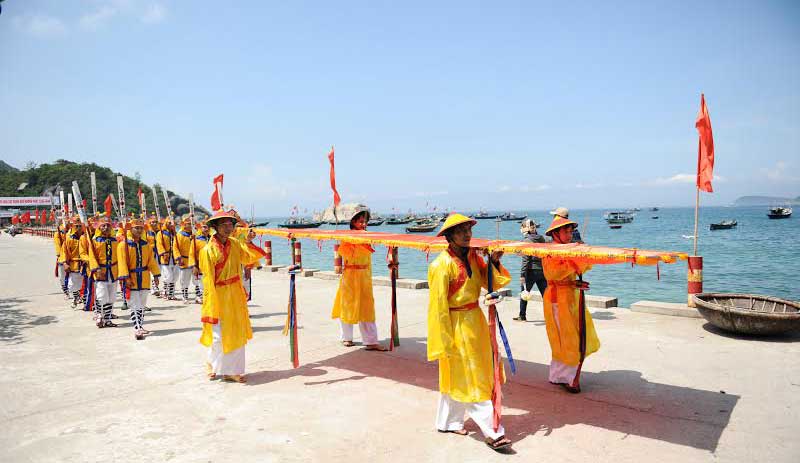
[733,195,798,206]
[0,159,209,217]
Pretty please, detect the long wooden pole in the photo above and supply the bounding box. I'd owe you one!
[693,187,700,256]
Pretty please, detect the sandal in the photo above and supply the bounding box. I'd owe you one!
[205,362,216,380]
[135,330,145,341]
[222,375,246,383]
[513,316,527,322]
[551,382,581,394]
[364,344,388,351]
[485,435,512,451]
[103,320,118,328]
[437,429,468,436]
[342,341,355,347]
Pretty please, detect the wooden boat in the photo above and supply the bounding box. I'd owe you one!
[768,206,792,219]
[609,225,622,229]
[693,293,800,336]
[252,221,270,227]
[387,215,415,225]
[710,220,737,230]
[406,221,438,233]
[278,218,323,229]
[499,212,527,221]
[472,211,499,219]
[367,218,385,226]
[605,211,634,224]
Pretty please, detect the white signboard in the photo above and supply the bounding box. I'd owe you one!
[0,196,60,207]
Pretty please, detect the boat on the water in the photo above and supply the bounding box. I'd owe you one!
[367,218,385,226]
[499,212,527,221]
[278,218,323,229]
[693,293,800,336]
[472,211,499,219]
[406,221,438,233]
[609,225,623,229]
[650,207,659,211]
[651,216,659,219]
[387,215,416,225]
[768,206,792,219]
[710,220,737,230]
[605,211,635,224]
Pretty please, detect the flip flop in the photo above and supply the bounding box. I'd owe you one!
[222,375,246,383]
[342,341,355,347]
[364,344,388,351]
[485,436,512,451]
[437,429,468,436]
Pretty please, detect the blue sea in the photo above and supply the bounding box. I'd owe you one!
[255,207,799,307]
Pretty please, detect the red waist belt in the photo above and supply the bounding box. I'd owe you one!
[344,264,369,270]
[215,275,241,287]
[547,280,576,303]
[449,301,480,312]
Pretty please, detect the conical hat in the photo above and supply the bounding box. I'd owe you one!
[545,216,577,236]
[206,209,238,226]
[437,213,477,237]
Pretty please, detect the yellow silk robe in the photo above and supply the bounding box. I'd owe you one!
[117,238,161,291]
[88,232,120,281]
[541,258,600,366]
[427,248,510,403]
[155,229,175,265]
[331,243,375,324]
[173,227,194,269]
[59,232,84,272]
[198,236,266,353]
[188,234,210,269]
[53,228,65,258]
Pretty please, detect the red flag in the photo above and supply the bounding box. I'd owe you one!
[11,215,19,225]
[211,174,224,211]
[104,194,113,217]
[695,93,715,193]
[42,210,48,225]
[327,146,341,207]
[50,210,55,222]
[21,211,31,224]
[137,187,144,210]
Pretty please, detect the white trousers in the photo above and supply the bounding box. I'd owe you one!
[67,272,83,294]
[56,263,66,289]
[340,320,378,345]
[160,264,178,284]
[128,290,148,330]
[178,267,192,290]
[95,280,116,306]
[436,394,505,440]
[549,302,580,384]
[207,323,246,375]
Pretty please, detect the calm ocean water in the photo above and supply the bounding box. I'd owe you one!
[256,206,799,307]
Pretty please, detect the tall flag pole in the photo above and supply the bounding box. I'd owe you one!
[161,187,173,218]
[110,193,122,222]
[138,187,147,218]
[210,174,224,211]
[327,146,341,223]
[90,172,98,216]
[59,190,66,226]
[151,185,162,221]
[693,93,715,256]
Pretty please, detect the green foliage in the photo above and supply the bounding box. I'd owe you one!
[0,160,209,217]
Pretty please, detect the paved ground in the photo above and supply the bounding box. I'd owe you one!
[1,233,798,462]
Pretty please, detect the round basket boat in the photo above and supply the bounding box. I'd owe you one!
[692,293,800,336]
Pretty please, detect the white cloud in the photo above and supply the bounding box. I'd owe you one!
[141,3,167,24]
[12,14,67,38]
[413,191,449,197]
[651,173,725,186]
[759,161,794,181]
[519,184,551,192]
[497,185,511,192]
[80,5,118,29]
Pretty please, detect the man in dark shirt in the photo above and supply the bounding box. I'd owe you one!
[516,219,547,321]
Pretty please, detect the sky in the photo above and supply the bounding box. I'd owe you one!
[1,0,799,215]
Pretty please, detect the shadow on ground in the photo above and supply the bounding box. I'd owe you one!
[0,297,58,344]
[701,322,800,343]
[248,336,738,453]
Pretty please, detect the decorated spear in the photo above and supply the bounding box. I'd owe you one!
[117,176,132,303]
[110,193,122,222]
[59,190,66,227]
[71,181,99,267]
[151,185,162,221]
[90,172,98,216]
[161,187,173,218]
[67,193,74,217]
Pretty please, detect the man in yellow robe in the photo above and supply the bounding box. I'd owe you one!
[427,213,512,451]
[59,217,86,309]
[198,210,266,383]
[118,218,161,340]
[542,216,599,393]
[188,221,210,304]
[88,216,120,328]
[173,215,195,303]
[156,218,178,300]
[146,215,161,297]
[331,206,386,350]
[53,223,68,298]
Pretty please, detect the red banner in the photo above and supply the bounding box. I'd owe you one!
[695,93,715,193]
[328,146,341,207]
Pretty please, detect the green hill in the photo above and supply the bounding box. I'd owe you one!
[0,159,209,217]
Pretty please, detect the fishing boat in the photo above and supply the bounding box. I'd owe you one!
[605,211,635,224]
[386,215,416,225]
[278,218,323,229]
[650,207,659,211]
[367,218,385,226]
[406,220,438,233]
[651,216,659,219]
[499,212,527,221]
[693,293,800,336]
[252,220,270,227]
[472,210,499,219]
[768,206,792,219]
[609,225,623,229]
[710,220,737,230]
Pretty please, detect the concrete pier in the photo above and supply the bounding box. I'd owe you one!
[1,233,798,462]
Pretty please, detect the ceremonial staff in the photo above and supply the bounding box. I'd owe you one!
[151,185,162,221]
[90,172,98,216]
[188,193,197,267]
[110,194,122,222]
[58,190,66,228]
[117,176,132,301]
[161,187,173,219]
[71,181,99,270]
